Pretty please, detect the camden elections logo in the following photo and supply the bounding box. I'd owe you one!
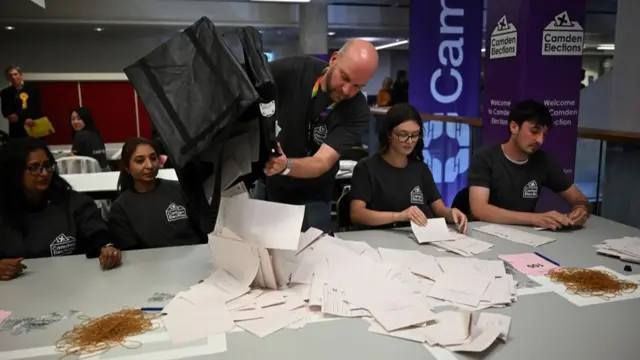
[165,203,188,222]
[522,180,539,199]
[489,15,518,59]
[50,234,77,257]
[542,11,584,56]
[410,186,424,205]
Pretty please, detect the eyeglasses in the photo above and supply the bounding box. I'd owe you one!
[26,162,56,175]
[394,132,421,143]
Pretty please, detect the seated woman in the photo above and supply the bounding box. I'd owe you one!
[108,138,206,250]
[349,103,468,232]
[0,138,121,280]
[70,107,108,169]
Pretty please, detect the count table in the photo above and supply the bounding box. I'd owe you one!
[1,216,639,360]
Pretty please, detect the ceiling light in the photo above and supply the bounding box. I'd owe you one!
[328,32,336,36]
[4,26,15,30]
[597,44,615,51]
[375,40,408,50]
[94,27,104,32]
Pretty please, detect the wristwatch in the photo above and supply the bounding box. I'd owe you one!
[281,159,293,176]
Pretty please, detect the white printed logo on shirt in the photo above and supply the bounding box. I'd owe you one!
[313,124,328,145]
[410,186,424,205]
[522,180,539,199]
[259,100,276,117]
[165,203,188,222]
[50,233,76,257]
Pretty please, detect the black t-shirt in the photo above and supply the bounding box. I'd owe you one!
[72,130,108,169]
[108,179,205,251]
[0,191,111,259]
[266,56,371,203]
[467,144,572,212]
[350,154,442,223]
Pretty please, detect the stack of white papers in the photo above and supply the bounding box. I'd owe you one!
[594,237,640,263]
[474,224,555,247]
[429,233,494,257]
[411,218,457,243]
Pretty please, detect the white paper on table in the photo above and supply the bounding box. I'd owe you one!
[411,218,456,243]
[163,297,235,344]
[291,252,327,285]
[421,310,471,346]
[368,320,429,343]
[481,277,513,306]
[427,274,492,307]
[255,247,278,289]
[256,291,285,308]
[235,311,304,338]
[447,322,502,352]
[433,237,494,257]
[279,283,311,301]
[529,265,640,306]
[474,224,555,247]
[222,196,305,250]
[296,227,324,254]
[321,284,363,317]
[341,240,373,254]
[226,289,263,311]
[208,234,260,289]
[196,269,250,302]
[476,313,511,341]
[367,296,437,332]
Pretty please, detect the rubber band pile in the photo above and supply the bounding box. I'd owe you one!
[55,309,160,357]
[547,267,638,299]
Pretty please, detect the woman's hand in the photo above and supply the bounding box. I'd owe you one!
[450,208,468,234]
[397,206,428,226]
[0,258,24,280]
[99,246,122,270]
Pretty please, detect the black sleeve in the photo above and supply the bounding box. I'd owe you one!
[0,88,11,118]
[324,98,370,155]
[69,192,112,258]
[182,191,207,244]
[467,150,493,188]
[269,57,295,93]
[421,163,443,205]
[349,159,373,204]
[71,132,88,156]
[543,153,572,193]
[107,201,141,251]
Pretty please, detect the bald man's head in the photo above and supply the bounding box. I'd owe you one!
[324,39,379,102]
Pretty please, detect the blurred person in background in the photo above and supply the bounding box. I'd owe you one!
[70,107,108,169]
[390,69,409,105]
[376,77,393,107]
[0,65,42,139]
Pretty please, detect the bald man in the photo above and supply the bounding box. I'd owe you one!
[260,40,379,232]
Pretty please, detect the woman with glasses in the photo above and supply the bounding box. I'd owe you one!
[349,103,468,231]
[107,138,205,251]
[0,138,121,280]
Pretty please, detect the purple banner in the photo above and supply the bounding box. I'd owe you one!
[310,54,330,62]
[409,0,483,206]
[483,0,586,212]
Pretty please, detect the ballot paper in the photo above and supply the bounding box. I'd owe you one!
[411,218,457,243]
[594,237,640,263]
[474,224,555,247]
[430,235,494,257]
[498,253,559,276]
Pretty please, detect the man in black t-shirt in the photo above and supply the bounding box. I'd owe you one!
[0,66,42,139]
[468,100,589,230]
[261,39,378,232]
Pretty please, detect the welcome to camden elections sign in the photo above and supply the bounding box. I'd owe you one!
[482,0,586,211]
[409,0,483,206]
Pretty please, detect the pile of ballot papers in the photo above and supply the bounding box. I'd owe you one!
[409,218,495,256]
[159,190,515,354]
[595,237,640,263]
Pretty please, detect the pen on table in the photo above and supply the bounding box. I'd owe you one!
[534,252,560,266]
[140,307,164,312]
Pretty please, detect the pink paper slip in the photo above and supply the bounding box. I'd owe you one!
[0,310,11,325]
[498,253,559,275]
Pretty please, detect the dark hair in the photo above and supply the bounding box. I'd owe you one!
[378,103,424,161]
[0,138,72,229]
[508,100,553,131]
[396,69,408,81]
[71,107,102,139]
[117,137,161,193]
[4,65,21,79]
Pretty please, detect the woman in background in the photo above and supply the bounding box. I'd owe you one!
[70,107,108,169]
[108,138,205,251]
[349,103,468,232]
[0,138,121,280]
[376,77,393,107]
[390,69,409,105]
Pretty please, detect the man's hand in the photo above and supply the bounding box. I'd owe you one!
[0,258,24,280]
[24,118,34,127]
[533,211,573,230]
[397,206,428,226]
[7,114,18,123]
[99,246,122,270]
[568,206,589,227]
[264,143,288,176]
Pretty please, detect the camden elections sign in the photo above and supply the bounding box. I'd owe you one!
[409,0,483,205]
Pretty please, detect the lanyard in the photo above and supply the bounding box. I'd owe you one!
[311,76,337,118]
[306,76,337,155]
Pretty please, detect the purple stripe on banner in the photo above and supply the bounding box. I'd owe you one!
[483,0,586,212]
[409,0,483,206]
[310,54,330,62]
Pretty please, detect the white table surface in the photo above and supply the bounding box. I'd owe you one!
[2,217,639,360]
[50,143,123,160]
[61,169,178,192]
